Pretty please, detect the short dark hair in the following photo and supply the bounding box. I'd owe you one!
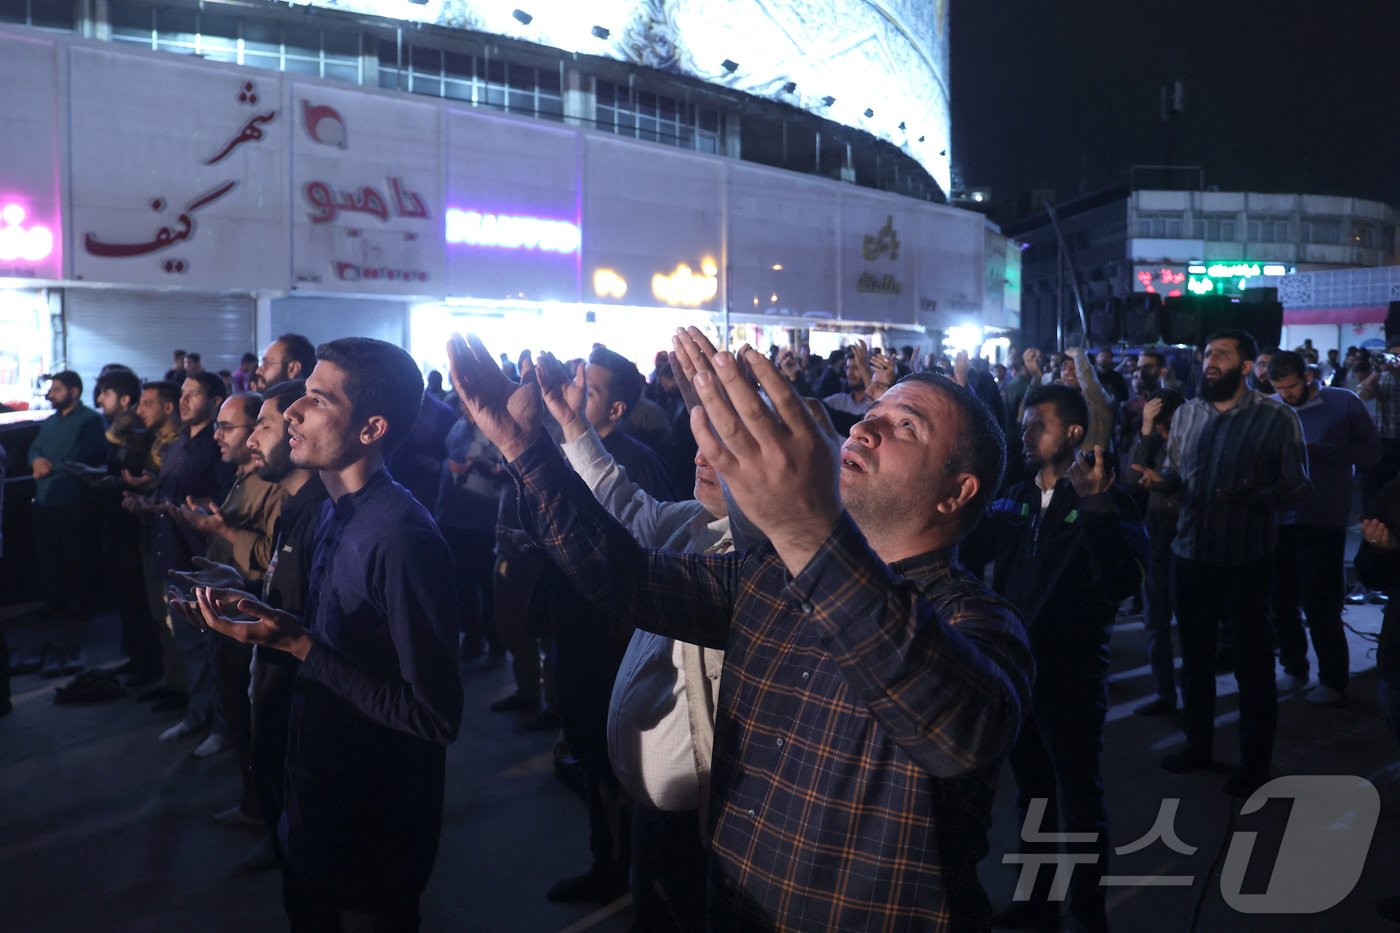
[1024,383,1089,432]
[186,352,202,364]
[229,391,263,423]
[262,378,306,415]
[1138,349,1167,369]
[1267,350,1307,382]
[186,370,227,403]
[1204,329,1259,361]
[277,333,318,375]
[895,371,1006,532]
[241,352,258,365]
[172,349,186,358]
[96,369,142,405]
[587,346,645,417]
[315,337,423,454]
[1148,387,1186,421]
[51,370,82,393]
[142,379,180,408]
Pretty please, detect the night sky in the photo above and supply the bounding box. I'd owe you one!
[949,0,1400,217]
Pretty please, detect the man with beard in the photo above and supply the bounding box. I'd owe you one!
[29,372,108,638]
[170,392,286,756]
[255,333,317,389]
[987,386,1145,933]
[188,338,461,929]
[1134,330,1310,797]
[1249,346,1277,394]
[447,328,1031,930]
[1266,351,1379,705]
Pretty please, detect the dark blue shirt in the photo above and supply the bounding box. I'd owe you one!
[149,425,229,578]
[280,469,462,904]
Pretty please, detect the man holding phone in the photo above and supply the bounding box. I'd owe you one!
[187,338,462,930]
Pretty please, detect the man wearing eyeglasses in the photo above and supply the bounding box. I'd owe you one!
[169,392,287,757]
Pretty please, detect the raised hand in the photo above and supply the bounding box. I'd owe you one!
[1131,463,1165,490]
[1140,397,1164,435]
[188,586,312,659]
[952,350,971,388]
[535,351,588,441]
[169,555,245,592]
[1362,518,1399,550]
[178,496,230,539]
[868,353,897,399]
[446,333,543,462]
[1067,445,1114,498]
[1023,347,1043,378]
[850,339,874,389]
[689,346,841,573]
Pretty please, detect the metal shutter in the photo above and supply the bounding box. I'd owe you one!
[269,297,408,353]
[63,289,256,388]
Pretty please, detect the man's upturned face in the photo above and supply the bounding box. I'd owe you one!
[249,397,295,482]
[284,360,360,471]
[692,450,727,517]
[1272,371,1314,408]
[1059,357,1079,388]
[840,380,967,535]
[583,363,618,430]
[179,378,218,427]
[1021,402,1077,471]
[213,397,255,466]
[1096,349,1115,370]
[1201,339,1251,402]
[844,356,864,389]
[137,388,173,430]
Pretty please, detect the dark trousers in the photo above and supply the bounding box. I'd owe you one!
[631,805,708,933]
[102,503,161,672]
[1175,556,1277,776]
[1008,657,1110,933]
[284,870,420,933]
[443,527,496,646]
[1271,525,1349,690]
[251,650,298,839]
[1144,509,1178,705]
[1376,608,1400,745]
[212,636,254,805]
[493,537,545,706]
[1363,437,1400,516]
[32,504,96,622]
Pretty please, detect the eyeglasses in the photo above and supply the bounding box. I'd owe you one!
[213,421,253,433]
[260,357,285,366]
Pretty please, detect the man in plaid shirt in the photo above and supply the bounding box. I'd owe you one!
[449,328,1032,931]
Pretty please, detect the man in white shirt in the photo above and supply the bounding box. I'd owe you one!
[533,350,739,932]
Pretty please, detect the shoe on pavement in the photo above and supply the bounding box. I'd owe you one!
[546,866,629,904]
[60,644,87,676]
[490,693,539,713]
[1133,698,1177,717]
[123,669,160,689]
[1223,768,1270,798]
[1304,685,1346,706]
[39,645,67,679]
[241,837,279,872]
[158,718,202,742]
[1161,747,1216,774]
[8,646,46,676]
[1276,672,1309,693]
[193,732,236,758]
[214,806,266,833]
[990,901,1063,930]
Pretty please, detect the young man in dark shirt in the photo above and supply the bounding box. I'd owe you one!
[191,338,462,930]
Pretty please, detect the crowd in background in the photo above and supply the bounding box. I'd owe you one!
[7,321,1400,931]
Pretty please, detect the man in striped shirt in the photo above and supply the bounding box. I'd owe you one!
[448,328,1032,931]
[1135,329,1311,798]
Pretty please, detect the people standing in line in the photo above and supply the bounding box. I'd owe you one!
[1266,351,1379,705]
[1135,330,1311,797]
[187,337,462,930]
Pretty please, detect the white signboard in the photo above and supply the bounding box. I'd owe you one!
[290,85,442,294]
[444,110,579,303]
[728,165,839,322]
[912,205,984,328]
[583,135,724,313]
[0,32,62,282]
[839,191,917,325]
[69,47,287,290]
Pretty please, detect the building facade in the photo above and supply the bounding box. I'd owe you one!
[1,0,1015,402]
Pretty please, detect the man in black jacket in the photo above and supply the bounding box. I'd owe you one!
[988,384,1147,933]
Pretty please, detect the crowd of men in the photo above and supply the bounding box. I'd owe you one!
[6,321,1400,931]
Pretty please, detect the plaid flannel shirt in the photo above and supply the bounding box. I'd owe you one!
[512,433,1031,931]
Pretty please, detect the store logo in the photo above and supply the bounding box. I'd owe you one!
[0,203,55,263]
[446,208,580,254]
